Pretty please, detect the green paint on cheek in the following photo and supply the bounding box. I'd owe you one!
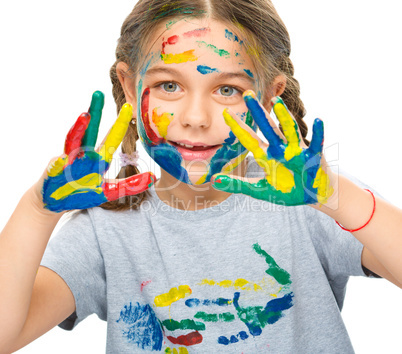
[162,319,205,331]
[194,312,235,322]
[196,41,230,57]
[253,243,291,286]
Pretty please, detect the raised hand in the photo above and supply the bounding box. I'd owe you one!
[42,91,155,212]
[211,90,334,206]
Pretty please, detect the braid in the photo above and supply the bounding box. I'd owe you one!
[278,57,309,146]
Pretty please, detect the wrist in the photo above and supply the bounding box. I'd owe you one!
[312,175,374,229]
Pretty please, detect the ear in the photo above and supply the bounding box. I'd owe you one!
[116,62,137,113]
[263,75,287,111]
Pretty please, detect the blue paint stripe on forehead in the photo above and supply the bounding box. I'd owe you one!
[197,65,220,75]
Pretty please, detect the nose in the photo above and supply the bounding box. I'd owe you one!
[179,95,212,129]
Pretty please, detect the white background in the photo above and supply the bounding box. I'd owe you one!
[0,0,401,353]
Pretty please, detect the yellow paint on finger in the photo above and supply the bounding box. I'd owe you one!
[161,50,198,64]
[99,103,133,163]
[223,109,265,161]
[47,156,68,177]
[273,103,302,161]
[313,167,334,204]
[50,173,103,200]
[152,108,173,139]
[222,151,248,173]
[154,285,192,307]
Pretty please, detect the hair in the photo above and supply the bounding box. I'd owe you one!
[101,0,308,211]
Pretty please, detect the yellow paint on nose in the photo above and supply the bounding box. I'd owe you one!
[161,50,198,64]
[154,285,192,307]
[152,108,173,139]
[50,173,103,200]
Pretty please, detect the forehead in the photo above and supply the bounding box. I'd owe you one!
[144,18,255,75]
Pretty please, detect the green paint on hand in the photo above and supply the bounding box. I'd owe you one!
[82,91,105,149]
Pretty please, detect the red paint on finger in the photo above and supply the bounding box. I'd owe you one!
[167,331,203,346]
[103,172,156,201]
[64,112,91,165]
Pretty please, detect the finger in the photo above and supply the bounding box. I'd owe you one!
[47,154,68,178]
[271,97,302,161]
[81,91,105,150]
[64,112,91,165]
[243,90,284,157]
[102,172,156,201]
[99,103,133,163]
[307,118,324,156]
[211,174,272,199]
[222,109,267,161]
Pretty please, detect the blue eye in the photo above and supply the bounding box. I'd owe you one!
[219,86,238,96]
[162,82,179,92]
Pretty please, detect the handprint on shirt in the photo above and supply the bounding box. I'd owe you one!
[212,91,334,206]
[42,91,155,212]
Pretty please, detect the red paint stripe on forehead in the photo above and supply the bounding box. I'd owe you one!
[183,27,211,38]
[161,35,180,54]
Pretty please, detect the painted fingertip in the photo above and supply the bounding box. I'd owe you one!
[243,90,257,100]
[270,96,285,107]
[90,91,105,111]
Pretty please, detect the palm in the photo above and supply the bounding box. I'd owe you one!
[212,92,333,206]
[43,91,155,212]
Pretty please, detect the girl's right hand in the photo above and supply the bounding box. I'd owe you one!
[40,91,155,213]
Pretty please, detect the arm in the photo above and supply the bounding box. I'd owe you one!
[316,175,402,288]
[0,184,75,352]
[212,90,402,288]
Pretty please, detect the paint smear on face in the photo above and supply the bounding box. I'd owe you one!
[224,29,244,45]
[183,27,211,38]
[244,69,254,78]
[160,35,198,64]
[197,65,220,75]
[116,302,163,350]
[141,88,163,145]
[152,108,173,139]
[196,41,230,58]
[161,50,198,64]
[154,285,192,307]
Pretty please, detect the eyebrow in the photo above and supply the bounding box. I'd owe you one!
[144,67,256,85]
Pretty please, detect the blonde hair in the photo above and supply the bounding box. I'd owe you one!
[102,0,308,211]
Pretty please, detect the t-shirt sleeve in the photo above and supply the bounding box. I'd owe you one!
[40,210,107,330]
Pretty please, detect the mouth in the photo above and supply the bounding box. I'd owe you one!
[168,140,222,161]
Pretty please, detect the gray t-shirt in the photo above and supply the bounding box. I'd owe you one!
[41,158,367,353]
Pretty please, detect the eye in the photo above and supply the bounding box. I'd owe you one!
[217,86,239,97]
[161,82,179,93]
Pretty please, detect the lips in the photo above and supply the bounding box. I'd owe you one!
[169,140,222,161]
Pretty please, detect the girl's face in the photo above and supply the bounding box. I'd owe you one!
[136,18,259,185]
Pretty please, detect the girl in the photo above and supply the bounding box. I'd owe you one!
[1,1,402,353]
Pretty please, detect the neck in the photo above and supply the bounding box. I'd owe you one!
[154,160,247,211]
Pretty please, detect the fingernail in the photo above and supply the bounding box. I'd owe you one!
[270,96,284,107]
[243,90,257,100]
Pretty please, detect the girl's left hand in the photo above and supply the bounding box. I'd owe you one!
[212,90,335,206]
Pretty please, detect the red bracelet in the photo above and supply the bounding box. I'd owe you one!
[336,189,376,232]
